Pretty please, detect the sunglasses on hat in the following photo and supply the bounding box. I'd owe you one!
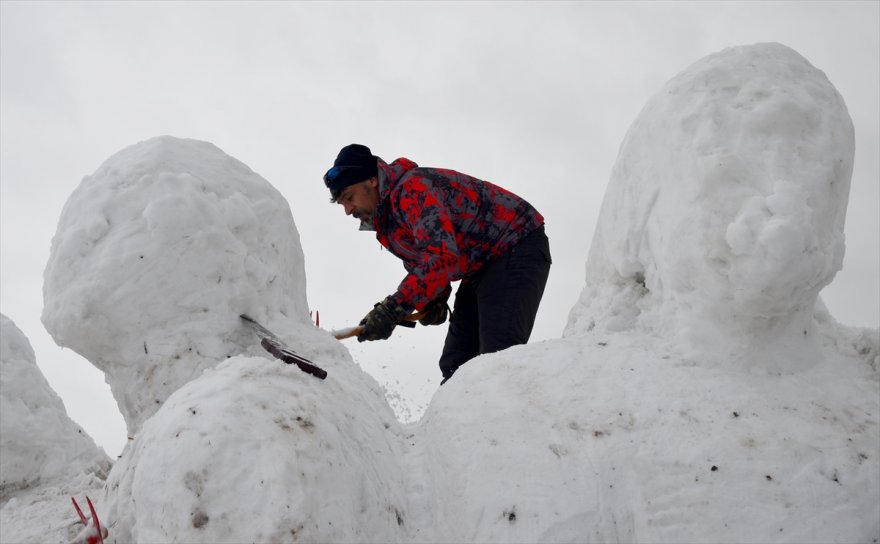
[323,165,360,187]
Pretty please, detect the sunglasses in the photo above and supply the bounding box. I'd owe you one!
[323,165,360,187]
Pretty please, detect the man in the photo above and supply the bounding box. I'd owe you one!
[324,144,551,383]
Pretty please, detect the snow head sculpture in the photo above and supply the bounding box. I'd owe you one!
[42,136,309,433]
[566,43,854,370]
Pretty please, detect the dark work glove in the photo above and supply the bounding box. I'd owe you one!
[419,285,452,326]
[358,298,410,342]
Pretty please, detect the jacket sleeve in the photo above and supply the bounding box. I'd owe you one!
[387,177,462,311]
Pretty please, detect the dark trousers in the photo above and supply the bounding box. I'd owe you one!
[438,226,551,382]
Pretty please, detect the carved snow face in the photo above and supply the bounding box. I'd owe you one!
[582,44,853,355]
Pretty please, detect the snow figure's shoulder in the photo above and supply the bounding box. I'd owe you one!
[813,298,880,377]
[102,353,406,543]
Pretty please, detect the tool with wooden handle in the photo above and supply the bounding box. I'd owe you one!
[333,311,427,340]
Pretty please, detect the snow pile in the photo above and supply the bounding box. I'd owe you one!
[566,43,855,372]
[0,314,110,499]
[0,314,111,544]
[42,137,310,434]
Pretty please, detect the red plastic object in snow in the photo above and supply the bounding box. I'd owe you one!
[71,496,107,544]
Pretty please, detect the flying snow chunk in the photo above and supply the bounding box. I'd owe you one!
[567,43,854,369]
[0,313,110,499]
[42,136,309,434]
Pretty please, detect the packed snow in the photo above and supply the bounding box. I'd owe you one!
[0,314,110,542]
[1,43,877,543]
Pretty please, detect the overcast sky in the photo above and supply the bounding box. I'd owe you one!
[1,1,878,457]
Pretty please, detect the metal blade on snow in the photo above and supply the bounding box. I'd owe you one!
[240,314,282,343]
[240,315,327,380]
[260,336,328,380]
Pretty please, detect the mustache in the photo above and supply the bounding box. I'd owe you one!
[353,209,374,223]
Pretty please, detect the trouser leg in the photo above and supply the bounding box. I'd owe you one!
[477,226,551,354]
[438,279,480,381]
[437,226,551,382]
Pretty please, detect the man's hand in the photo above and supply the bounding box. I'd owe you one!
[358,298,410,342]
[419,285,452,326]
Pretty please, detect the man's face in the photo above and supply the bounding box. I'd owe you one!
[336,177,379,223]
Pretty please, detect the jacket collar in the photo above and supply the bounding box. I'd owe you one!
[377,157,418,201]
[363,157,418,231]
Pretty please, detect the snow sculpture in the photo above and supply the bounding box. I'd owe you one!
[0,313,110,499]
[41,136,408,542]
[42,136,310,433]
[421,44,875,542]
[566,43,855,370]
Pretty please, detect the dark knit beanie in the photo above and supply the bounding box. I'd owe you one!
[323,144,379,199]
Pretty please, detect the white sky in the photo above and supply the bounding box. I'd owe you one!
[1,1,878,458]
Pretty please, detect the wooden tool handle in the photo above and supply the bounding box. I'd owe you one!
[333,326,362,340]
[333,311,427,340]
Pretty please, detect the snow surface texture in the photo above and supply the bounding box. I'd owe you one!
[0,314,110,542]
[565,43,856,373]
[416,334,878,543]
[42,137,311,435]
[4,43,877,543]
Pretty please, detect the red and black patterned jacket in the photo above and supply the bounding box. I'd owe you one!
[371,157,544,312]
